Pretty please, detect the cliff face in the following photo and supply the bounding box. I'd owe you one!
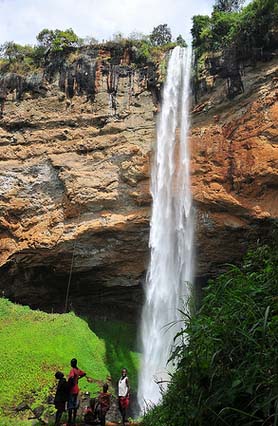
[0,47,157,319]
[0,48,277,320]
[191,58,278,280]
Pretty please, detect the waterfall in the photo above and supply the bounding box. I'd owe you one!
[138,46,194,410]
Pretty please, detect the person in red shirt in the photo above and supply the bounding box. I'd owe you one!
[67,358,87,425]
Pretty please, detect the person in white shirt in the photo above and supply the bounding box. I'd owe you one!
[118,368,130,425]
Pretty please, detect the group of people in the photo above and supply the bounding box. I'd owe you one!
[53,358,130,426]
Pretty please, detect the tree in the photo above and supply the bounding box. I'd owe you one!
[150,24,172,46]
[0,42,35,64]
[213,0,245,12]
[176,35,187,47]
[36,29,55,48]
[191,15,211,48]
[36,28,79,52]
[210,10,240,48]
[0,41,23,63]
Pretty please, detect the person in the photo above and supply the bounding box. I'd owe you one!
[83,396,99,425]
[97,383,111,426]
[0,87,7,118]
[67,358,87,425]
[83,383,110,426]
[118,368,130,425]
[54,371,69,426]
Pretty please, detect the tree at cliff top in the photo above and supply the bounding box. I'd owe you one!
[213,0,245,12]
[191,0,278,55]
[191,0,278,103]
[176,34,188,48]
[142,243,278,426]
[0,41,45,72]
[150,24,172,46]
[37,28,80,52]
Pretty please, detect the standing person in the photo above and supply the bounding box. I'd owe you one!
[0,87,7,118]
[97,383,111,426]
[118,368,130,425]
[54,371,69,426]
[68,358,87,425]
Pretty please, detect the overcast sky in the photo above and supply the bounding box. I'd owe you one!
[0,0,216,45]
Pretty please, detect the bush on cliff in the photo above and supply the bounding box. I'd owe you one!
[142,244,278,426]
[192,0,278,59]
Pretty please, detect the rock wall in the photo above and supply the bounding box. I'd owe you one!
[0,47,158,320]
[0,48,277,320]
[191,57,278,283]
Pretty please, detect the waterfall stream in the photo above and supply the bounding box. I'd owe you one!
[138,46,194,410]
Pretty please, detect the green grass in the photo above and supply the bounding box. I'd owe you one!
[89,320,140,389]
[0,298,140,423]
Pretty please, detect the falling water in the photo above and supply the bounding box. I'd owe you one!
[138,46,194,410]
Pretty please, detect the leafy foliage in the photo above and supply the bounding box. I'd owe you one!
[176,35,187,48]
[191,15,211,53]
[0,26,182,74]
[36,28,80,52]
[150,24,172,46]
[0,42,45,72]
[213,0,245,12]
[191,0,278,55]
[142,245,278,426]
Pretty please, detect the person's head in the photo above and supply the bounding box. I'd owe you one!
[71,358,77,368]
[121,368,127,377]
[103,383,109,393]
[55,371,64,380]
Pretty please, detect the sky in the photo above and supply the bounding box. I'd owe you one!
[0,0,216,45]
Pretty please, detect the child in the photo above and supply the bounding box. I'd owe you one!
[54,371,69,426]
[83,396,98,425]
[83,384,111,426]
[97,383,111,426]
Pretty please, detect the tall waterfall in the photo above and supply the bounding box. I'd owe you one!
[138,46,194,409]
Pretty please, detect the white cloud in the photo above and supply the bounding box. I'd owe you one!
[0,0,215,45]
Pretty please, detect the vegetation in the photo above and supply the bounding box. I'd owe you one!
[36,28,80,51]
[191,0,278,100]
[0,299,139,423]
[0,23,187,75]
[89,320,140,388]
[213,0,245,12]
[0,42,45,73]
[142,244,278,426]
[176,34,188,48]
[191,0,278,55]
[150,24,172,46]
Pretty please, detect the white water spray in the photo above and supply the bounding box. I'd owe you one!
[138,46,194,409]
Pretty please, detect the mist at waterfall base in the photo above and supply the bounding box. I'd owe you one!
[138,46,194,411]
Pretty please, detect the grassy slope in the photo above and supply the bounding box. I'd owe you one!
[89,320,140,389]
[0,298,139,422]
